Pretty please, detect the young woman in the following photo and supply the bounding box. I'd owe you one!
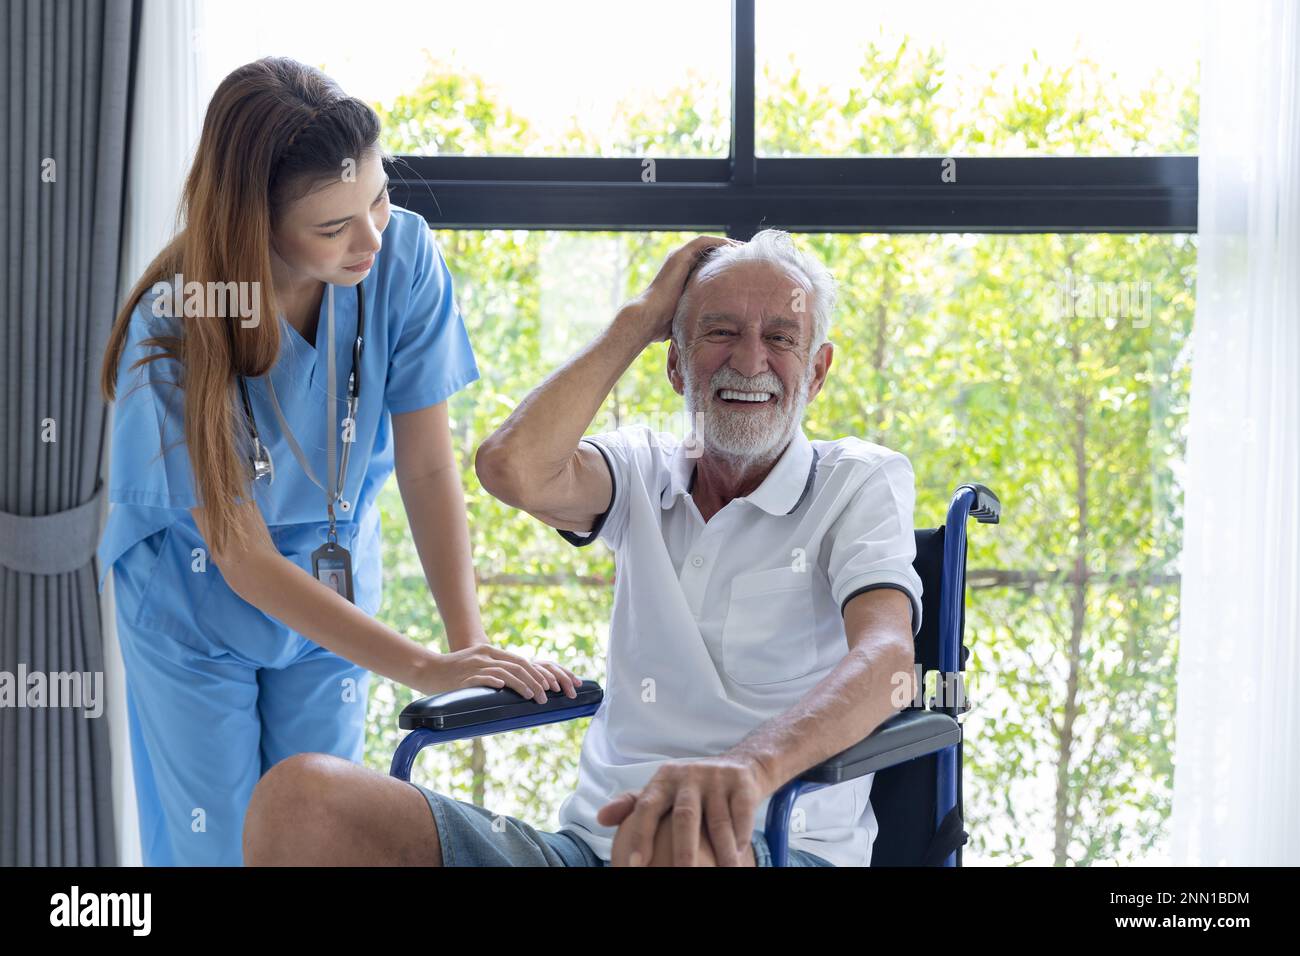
[97,57,579,866]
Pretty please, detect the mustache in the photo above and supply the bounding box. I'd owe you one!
[708,368,785,396]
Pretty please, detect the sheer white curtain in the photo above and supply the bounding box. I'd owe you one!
[106,0,206,867]
[1171,0,1300,866]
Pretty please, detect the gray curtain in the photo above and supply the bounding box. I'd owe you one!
[0,0,138,866]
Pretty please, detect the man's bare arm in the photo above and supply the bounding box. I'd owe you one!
[475,236,734,532]
[473,317,638,532]
[725,587,917,794]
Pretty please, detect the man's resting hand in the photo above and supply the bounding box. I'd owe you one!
[598,755,770,866]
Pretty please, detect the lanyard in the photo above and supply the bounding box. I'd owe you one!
[247,279,365,545]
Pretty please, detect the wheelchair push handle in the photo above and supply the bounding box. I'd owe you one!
[953,482,1001,524]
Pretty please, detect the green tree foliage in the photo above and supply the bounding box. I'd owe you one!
[365,40,1196,865]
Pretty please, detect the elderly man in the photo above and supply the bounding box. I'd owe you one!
[241,232,921,867]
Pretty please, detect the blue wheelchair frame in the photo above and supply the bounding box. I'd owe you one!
[390,483,1000,867]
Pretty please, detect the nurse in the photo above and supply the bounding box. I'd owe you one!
[96,56,579,866]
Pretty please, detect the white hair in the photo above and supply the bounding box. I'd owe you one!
[671,228,837,354]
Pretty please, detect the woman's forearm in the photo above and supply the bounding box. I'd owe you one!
[231,551,441,689]
[398,460,486,652]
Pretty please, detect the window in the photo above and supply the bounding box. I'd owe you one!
[200,0,730,157]
[205,0,1199,865]
[757,0,1201,157]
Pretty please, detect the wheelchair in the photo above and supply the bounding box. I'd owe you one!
[390,483,1000,867]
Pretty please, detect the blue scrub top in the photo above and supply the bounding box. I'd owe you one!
[97,205,480,666]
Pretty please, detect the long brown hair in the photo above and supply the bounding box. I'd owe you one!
[102,57,384,556]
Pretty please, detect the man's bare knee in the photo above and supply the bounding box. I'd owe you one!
[244,753,444,866]
[244,753,348,865]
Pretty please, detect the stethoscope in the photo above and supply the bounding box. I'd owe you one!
[237,279,365,518]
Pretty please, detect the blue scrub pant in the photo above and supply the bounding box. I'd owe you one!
[112,561,370,866]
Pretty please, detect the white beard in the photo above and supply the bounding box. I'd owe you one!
[682,359,813,466]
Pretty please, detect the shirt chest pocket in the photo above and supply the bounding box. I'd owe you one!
[721,566,819,685]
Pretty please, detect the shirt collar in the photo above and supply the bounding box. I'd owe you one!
[661,428,819,516]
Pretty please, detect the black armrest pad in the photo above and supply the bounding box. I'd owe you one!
[798,708,961,785]
[399,680,604,731]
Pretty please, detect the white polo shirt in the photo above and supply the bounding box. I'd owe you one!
[552,423,923,867]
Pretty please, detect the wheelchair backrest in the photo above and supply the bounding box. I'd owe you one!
[868,527,969,866]
[911,527,969,674]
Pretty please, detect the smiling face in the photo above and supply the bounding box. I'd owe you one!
[269,149,391,287]
[668,258,833,464]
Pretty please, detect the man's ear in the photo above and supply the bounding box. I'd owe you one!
[667,340,685,396]
[805,342,834,402]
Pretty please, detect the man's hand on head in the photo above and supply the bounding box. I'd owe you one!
[619,235,740,345]
[597,755,768,866]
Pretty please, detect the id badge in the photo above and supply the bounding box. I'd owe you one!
[311,542,355,604]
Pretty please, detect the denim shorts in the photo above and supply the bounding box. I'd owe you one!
[410,782,835,867]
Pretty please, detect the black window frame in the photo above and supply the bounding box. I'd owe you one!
[386,0,1196,239]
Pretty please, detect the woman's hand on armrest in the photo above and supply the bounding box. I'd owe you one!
[434,644,583,703]
[189,501,567,700]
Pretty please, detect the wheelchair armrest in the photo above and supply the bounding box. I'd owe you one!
[399,679,604,732]
[797,708,961,785]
